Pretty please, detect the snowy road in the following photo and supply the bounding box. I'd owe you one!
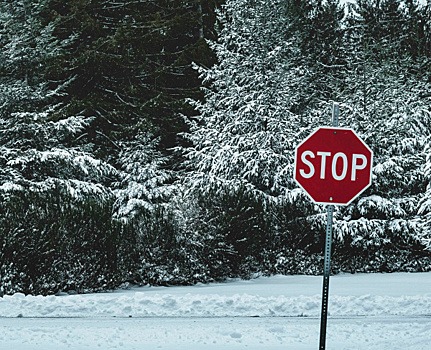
[1,316,430,350]
[1,273,430,349]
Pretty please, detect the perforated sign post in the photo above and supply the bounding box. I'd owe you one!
[294,103,373,350]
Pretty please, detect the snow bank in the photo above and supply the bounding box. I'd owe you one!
[1,292,430,318]
[1,273,430,319]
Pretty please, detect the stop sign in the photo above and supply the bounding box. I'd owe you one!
[294,127,373,205]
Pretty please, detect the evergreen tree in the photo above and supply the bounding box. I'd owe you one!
[329,0,431,271]
[183,0,310,199]
[0,0,114,202]
[113,133,174,219]
[418,0,431,246]
[0,0,124,295]
[0,0,68,116]
[46,0,217,154]
[2,0,430,292]
[287,0,346,105]
[419,119,431,249]
[44,0,219,234]
[180,0,431,275]
[179,0,320,276]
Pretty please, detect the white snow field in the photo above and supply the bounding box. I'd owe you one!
[0,272,430,349]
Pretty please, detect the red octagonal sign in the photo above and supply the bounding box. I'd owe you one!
[294,127,373,205]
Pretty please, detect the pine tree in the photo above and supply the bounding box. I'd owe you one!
[46,0,217,154]
[418,0,431,248]
[178,0,321,276]
[0,0,114,202]
[419,122,431,249]
[288,0,346,104]
[329,0,431,271]
[183,0,311,200]
[0,0,67,116]
[44,0,218,221]
[113,133,174,219]
[0,0,124,295]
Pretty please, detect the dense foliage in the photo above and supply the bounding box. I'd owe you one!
[0,0,430,295]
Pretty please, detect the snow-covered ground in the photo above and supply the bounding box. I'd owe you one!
[1,272,430,349]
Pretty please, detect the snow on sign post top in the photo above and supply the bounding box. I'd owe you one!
[294,127,373,206]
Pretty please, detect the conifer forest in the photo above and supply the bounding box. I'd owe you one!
[1,0,431,296]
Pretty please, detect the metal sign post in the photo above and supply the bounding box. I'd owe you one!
[294,102,373,349]
[319,204,334,349]
[319,102,339,350]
